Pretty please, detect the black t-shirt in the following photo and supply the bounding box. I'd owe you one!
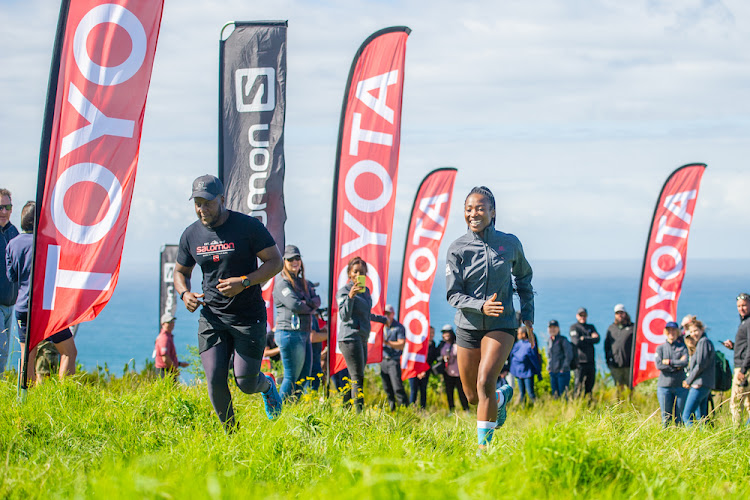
[177,210,276,322]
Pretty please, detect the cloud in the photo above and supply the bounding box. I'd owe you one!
[1,0,750,278]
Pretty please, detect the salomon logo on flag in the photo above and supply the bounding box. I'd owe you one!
[235,68,275,112]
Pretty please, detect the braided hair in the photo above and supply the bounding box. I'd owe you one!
[466,186,496,225]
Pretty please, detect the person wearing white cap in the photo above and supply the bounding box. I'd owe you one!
[153,313,188,379]
[605,304,635,400]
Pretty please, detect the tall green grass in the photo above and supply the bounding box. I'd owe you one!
[1,370,748,499]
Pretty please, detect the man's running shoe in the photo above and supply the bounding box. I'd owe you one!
[262,373,282,420]
[496,383,513,427]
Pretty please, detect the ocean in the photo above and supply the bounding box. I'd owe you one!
[6,258,748,379]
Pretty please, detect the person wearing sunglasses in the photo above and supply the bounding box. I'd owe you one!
[0,188,18,376]
[272,245,321,401]
[722,293,750,426]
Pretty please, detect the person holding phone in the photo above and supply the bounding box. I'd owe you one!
[446,186,534,449]
[336,256,374,413]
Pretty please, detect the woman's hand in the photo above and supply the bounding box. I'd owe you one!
[348,280,365,298]
[682,381,690,389]
[482,293,504,317]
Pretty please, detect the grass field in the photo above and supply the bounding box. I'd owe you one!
[1,368,749,499]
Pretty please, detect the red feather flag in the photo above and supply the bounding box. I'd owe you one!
[398,168,457,380]
[28,0,164,351]
[327,27,410,375]
[631,163,707,387]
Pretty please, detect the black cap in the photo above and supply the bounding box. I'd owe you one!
[190,175,224,201]
[577,307,588,315]
[283,244,301,260]
[548,319,559,327]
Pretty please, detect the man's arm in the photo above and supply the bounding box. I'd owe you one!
[563,340,574,370]
[264,345,280,358]
[216,244,283,297]
[174,262,204,313]
[604,330,613,364]
[386,323,406,350]
[654,345,671,372]
[160,354,176,369]
[5,244,17,283]
[741,325,750,375]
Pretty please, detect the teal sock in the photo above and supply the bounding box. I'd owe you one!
[477,421,497,446]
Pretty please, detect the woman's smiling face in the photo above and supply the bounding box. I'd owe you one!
[464,193,494,233]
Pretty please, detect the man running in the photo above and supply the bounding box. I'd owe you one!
[174,175,283,430]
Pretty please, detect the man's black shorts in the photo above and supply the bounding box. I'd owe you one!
[197,308,266,360]
[456,327,517,349]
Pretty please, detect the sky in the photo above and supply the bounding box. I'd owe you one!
[1,0,749,282]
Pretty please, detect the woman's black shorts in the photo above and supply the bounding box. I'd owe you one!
[455,327,517,349]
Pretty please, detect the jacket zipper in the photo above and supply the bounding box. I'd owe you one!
[481,229,490,330]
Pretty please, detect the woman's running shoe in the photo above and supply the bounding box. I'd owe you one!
[496,384,513,427]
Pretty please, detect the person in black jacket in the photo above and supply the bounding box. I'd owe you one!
[408,325,440,409]
[570,307,599,398]
[547,320,574,399]
[445,186,534,449]
[605,304,634,400]
[722,292,750,426]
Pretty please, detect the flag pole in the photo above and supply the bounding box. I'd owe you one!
[18,0,71,401]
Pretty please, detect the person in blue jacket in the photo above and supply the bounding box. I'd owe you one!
[510,325,541,405]
[446,186,534,449]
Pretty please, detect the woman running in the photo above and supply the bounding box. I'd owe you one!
[273,245,321,400]
[446,186,534,449]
